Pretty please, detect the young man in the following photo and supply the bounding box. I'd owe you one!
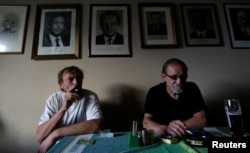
[143,58,207,137]
[36,66,103,153]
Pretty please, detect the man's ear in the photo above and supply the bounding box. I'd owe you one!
[58,82,63,90]
[161,73,166,80]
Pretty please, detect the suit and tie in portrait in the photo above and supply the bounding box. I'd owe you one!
[190,28,216,39]
[43,34,70,47]
[96,33,123,45]
[147,23,167,35]
[233,26,250,40]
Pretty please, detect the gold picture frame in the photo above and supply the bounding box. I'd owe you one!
[31,4,81,60]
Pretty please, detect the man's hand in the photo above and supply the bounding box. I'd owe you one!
[166,120,186,137]
[61,88,80,110]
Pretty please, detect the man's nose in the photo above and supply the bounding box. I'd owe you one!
[72,78,78,84]
[175,77,181,83]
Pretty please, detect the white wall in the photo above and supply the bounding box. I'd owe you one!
[0,0,250,152]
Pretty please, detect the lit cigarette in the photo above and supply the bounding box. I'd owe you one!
[186,130,193,135]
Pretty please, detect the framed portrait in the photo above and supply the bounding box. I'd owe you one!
[224,4,250,49]
[31,4,81,60]
[89,4,132,57]
[138,3,177,48]
[0,5,29,54]
[181,4,223,46]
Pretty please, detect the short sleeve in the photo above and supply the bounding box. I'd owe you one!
[38,93,62,125]
[85,94,103,120]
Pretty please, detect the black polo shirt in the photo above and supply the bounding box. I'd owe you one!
[144,82,206,125]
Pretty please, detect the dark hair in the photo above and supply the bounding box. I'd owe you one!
[162,58,188,75]
[58,66,84,84]
[48,13,67,26]
[99,11,121,25]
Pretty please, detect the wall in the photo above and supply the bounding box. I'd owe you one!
[0,0,250,152]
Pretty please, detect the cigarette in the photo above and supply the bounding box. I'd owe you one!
[186,130,193,135]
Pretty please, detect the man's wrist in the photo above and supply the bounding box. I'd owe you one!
[60,107,67,113]
[50,129,59,142]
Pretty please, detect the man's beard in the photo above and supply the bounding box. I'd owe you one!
[172,84,184,95]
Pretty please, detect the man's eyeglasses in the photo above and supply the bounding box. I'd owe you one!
[165,74,187,81]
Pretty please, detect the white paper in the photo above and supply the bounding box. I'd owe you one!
[203,127,230,137]
[61,134,94,153]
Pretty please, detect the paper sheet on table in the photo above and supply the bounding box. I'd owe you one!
[203,127,230,137]
[61,134,94,153]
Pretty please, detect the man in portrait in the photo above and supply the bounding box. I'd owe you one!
[147,11,167,35]
[96,11,124,45]
[231,9,250,40]
[189,10,216,39]
[42,13,71,47]
[1,14,18,35]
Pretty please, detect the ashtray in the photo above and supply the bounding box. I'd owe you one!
[185,131,212,147]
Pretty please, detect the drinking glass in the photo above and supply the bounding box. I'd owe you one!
[224,99,245,137]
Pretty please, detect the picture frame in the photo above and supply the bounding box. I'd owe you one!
[31,4,81,60]
[0,5,29,54]
[181,4,223,46]
[89,4,132,57]
[224,4,250,49]
[138,3,177,48]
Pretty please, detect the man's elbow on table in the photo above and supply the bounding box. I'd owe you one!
[36,127,46,144]
[196,111,207,127]
[36,133,44,144]
[89,118,103,132]
[199,116,207,127]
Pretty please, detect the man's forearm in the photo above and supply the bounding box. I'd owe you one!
[183,111,207,128]
[52,118,103,140]
[36,109,66,143]
[143,115,167,135]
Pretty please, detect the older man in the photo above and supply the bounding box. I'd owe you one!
[143,58,207,137]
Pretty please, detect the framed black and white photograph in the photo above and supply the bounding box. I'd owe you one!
[181,4,223,46]
[31,4,81,60]
[0,5,29,54]
[224,4,250,49]
[138,3,177,48]
[89,4,132,57]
